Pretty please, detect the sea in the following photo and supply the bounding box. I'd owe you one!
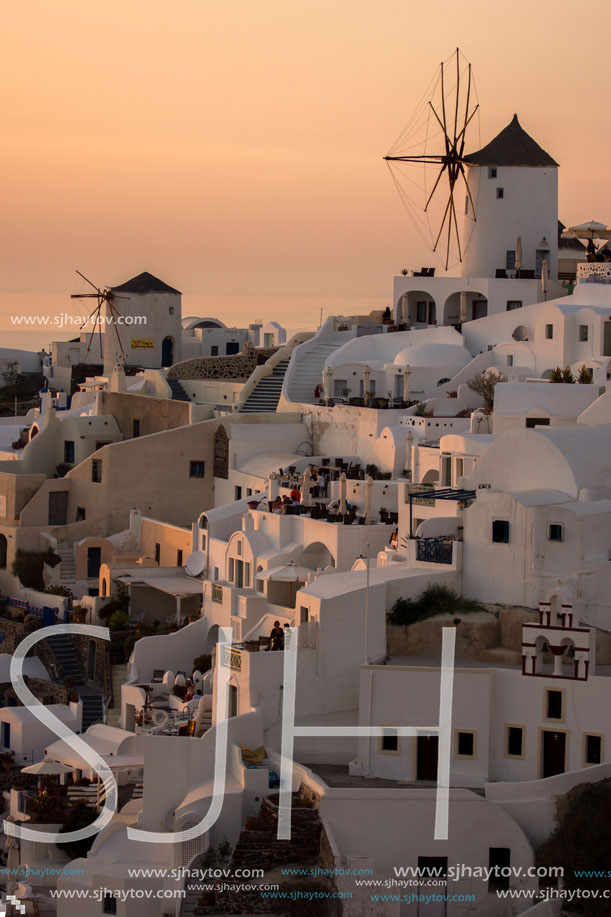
[0,290,389,354]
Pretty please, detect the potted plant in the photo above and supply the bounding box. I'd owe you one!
[71,606,87,624]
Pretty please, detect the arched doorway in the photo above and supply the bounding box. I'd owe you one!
[0,535,6,569]
[443,291,488,325]
[300,542,335,569]
[162,337,174,367]
[396,291,437,326]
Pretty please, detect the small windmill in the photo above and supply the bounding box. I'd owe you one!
[70,270,130,364]
[384,48,481,270]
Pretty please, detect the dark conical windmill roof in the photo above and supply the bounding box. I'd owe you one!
[111,272,182,295]
[465,115,558,167]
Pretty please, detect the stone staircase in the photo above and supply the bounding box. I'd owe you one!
[239,359,290,413]
[55,544,76,584]
[46,633,105,731]
[189,790,322,915]
[168,378,190,402]
[283,333,351,405]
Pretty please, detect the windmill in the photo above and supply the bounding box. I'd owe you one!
[70,270,130,365]
[384,48,481,270]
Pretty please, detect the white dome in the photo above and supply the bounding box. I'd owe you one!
[393,342,471,371]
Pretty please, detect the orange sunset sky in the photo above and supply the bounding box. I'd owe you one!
[2,0,610,337]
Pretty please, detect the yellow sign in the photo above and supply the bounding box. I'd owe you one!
[131,338,154,349]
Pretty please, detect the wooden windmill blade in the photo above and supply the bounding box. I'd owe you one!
[70,270,130,365]
[384,48,481,271]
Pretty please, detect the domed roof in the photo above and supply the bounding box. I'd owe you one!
[393,342,471,370]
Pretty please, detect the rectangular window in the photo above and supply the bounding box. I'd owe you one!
[585,734,602,765]
[416,301,427,323]
[177,549,183,566]
[455,731,476,758]
[133,419,140,438]
[213,566,219,581]
[190,461,205,478]
[455,458,464,483]
[300,605,309,624]
[211,345,219,356]
[63,440,75,464]
[441,454,451,487]
[488,167,497,179]
[379,727,399,754]
[212,583,223,603]
[545,324,554,339]
[228,558,234,581]
[235,486,242,500]
[546,689,563,720]
[506,726,524,758]
[506,300,522,311]
[154,543,160,564]
[236,541,242,556]
[465,195,469,215]
[548,524,563,542]
[506,250,516,271]
[488,848,511,892]
[579,324,589,342]
[492,520,510,543]
[91,459,102,483]
[507,355,514,367]
[75,507,86,521]
[247,488,252,497]
[496,187,504,199]
[244,562,251,588]
[169,306,174,315]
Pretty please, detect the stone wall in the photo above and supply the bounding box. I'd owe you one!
[98,391,190,438]
[0,677,69,707]
[168,345,277,382]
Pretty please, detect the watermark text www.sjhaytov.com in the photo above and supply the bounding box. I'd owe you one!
[10,313,147,329]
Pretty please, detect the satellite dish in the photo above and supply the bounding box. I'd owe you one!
[512,325,528,341]
[185,551,206,577]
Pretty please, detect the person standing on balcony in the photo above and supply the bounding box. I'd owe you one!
[268,621,284,651]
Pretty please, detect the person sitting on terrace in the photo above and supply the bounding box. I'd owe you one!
[270,497,283,513]
[281,495,293,514]
[267,621,284,651]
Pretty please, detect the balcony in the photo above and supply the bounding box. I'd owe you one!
[416,536,453,565]
[221,644,242,671]
[577,263,611,285]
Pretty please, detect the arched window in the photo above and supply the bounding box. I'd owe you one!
[199,515,208,530]
[214,426,229,479]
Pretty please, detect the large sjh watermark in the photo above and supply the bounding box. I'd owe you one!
[5,624,456,846]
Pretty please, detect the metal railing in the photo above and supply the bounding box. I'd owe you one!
[221,645,242,671]
[416,536,453,565]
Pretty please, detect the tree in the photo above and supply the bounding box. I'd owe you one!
[467,369,506,411]
[1,362,20,385]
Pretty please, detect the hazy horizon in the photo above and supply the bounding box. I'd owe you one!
[3,0,610,349]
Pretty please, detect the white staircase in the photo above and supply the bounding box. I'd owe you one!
[56,544,76,584]
[283,331,351,405]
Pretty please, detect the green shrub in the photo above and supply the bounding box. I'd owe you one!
[537,779,611,913]
[99,584,130,621]
[193,654,212,675]
[44,584,73,597]
[108,610,130,631]
[12,549,60,591]
[387,584,482,626]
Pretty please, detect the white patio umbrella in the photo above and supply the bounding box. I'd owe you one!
[562,220,611,240]
[402,364,412,403]
[514,236,523,272]
[21,760,73,776]
[541,258,549,299]
[323,367,333,401]
[339,472,347,515]
[364,475,373,524]
[301,465,311,507]
[5,817,19,895]
[362,365,371,401]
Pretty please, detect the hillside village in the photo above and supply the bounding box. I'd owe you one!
[1,115,611,916]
